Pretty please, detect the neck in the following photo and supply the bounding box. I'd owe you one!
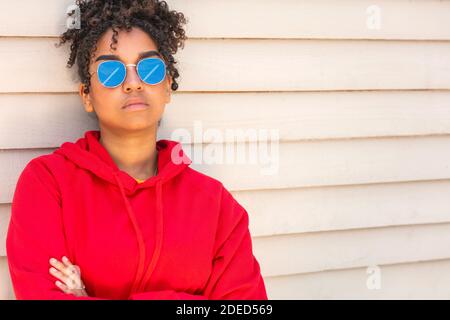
[98,126,158,180]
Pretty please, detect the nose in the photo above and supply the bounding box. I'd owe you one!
[122,64,143,93]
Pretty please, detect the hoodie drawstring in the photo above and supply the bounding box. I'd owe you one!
[112,172,164,296]
[137,179,164,292]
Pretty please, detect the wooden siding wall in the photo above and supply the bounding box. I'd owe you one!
[1,0,450,299]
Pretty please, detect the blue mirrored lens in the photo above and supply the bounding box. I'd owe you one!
[137,58,166,85]
[97,60,126,88]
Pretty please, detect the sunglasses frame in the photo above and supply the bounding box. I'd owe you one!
[96,57,167,88]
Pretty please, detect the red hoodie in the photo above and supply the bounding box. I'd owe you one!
[6,130,268,300]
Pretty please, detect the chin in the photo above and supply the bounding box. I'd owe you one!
[123,121,159,132]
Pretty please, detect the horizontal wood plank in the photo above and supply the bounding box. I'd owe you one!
[1,0,450,40]
[254,223,450,277]
[0,257,14,300]
[0,205,10,256]
[2,91,450,149]
[264,258,450,299]
[1,39,450,92]
[235,180,450,237]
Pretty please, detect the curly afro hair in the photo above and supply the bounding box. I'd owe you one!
[55,0,188,95]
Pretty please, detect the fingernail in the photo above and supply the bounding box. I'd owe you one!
[49,258,55,263]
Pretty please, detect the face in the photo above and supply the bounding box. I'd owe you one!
[79,27,172,133]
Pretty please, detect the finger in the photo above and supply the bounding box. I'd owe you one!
[50,258,84,290]
[55,280,70,294]
[62,256,78,275]
[74,265,81,275]
[49,258,67,272]
[49,258,76,279]
[62,256,79,276]
[51,258,77,279]
[62,256,73,268]
[51,268,80,290]
[50,267,70,285]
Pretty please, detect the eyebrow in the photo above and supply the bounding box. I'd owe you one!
[94,50,162,62]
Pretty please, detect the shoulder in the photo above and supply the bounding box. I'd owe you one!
[23,152,68,177]
[17,151,70,193]
[13,152,67,205]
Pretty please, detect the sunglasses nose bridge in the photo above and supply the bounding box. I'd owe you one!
[122,63,143,88]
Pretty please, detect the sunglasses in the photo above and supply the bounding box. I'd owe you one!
[96,57,167,88]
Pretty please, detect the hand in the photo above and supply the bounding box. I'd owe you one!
[49,256,88,297]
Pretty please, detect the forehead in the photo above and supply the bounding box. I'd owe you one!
[92,27,158,61]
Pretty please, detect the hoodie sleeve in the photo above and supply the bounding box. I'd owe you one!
[128,184,267,300]
[200,185,268,300]
[6,158,103,300]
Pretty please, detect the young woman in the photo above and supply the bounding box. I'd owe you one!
[6,0,267,300]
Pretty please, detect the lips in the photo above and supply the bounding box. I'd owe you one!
[122,98,148,109]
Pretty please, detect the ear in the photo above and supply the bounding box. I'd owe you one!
[165,76,172,104]
[79,83,94,113]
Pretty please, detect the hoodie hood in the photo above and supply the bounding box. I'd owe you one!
[53,130,192,295]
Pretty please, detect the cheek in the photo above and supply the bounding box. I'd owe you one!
[146,82,169,102]
[90,86,122,115]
